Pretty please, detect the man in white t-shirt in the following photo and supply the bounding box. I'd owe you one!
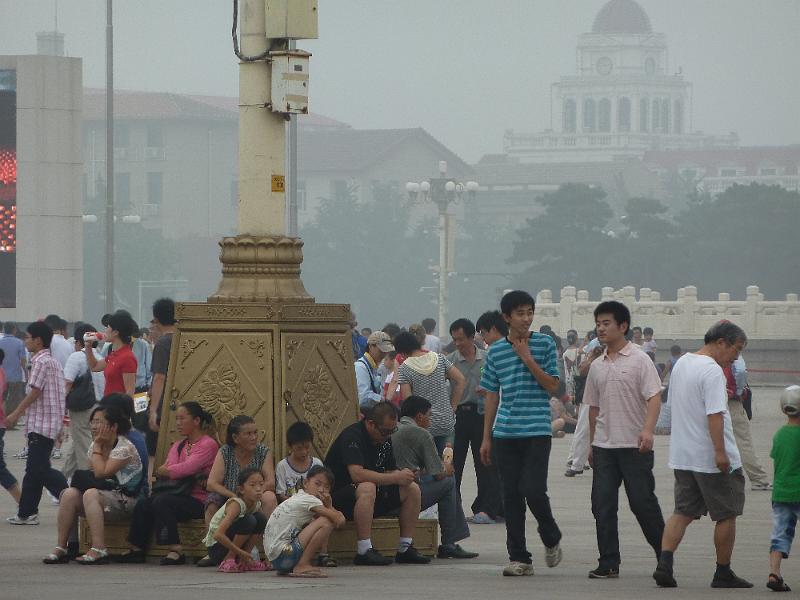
[421,318,442,353]
[44,315,73,368]
[653,321,752,589]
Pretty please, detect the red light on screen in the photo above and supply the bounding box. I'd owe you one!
[0,149,15,185]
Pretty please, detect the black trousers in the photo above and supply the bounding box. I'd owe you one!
[453,404,503,518]
[494,436,561,563]
[208,511,268,564]
[590,446,664,570]
[128,493,204,548]
[18,433,67,519]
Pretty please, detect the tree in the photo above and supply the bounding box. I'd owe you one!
[509,183,617,295]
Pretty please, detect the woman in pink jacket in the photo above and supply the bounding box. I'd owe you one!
[116,401,218,565]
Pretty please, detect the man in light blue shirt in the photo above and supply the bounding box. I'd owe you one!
[355,331,393,410]
[0,322,27,422]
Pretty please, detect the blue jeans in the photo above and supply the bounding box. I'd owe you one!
[771,502,800,558]
[0,429,18,490]
[18,432,68,518]
[271,537,303,573]
[420,475,470,546]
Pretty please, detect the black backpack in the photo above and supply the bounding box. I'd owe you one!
[66,370,97,412]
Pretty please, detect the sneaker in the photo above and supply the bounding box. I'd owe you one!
[653,564,677,588]
[503,561,534,576]
[588,566,619,579]
[564,468,583,477]
[353,548,393,566]
[13,448,28,459]
[437,544,479,559]
[711,569,754,588]
[51,449,62,460]
[751,482,773,491]
[7,514,39,525]
[545,543,562,568]
[395,545,431,564]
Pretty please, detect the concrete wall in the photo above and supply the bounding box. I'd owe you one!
[0,54,83,323]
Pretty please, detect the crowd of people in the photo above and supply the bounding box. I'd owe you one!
[0,291,798,591]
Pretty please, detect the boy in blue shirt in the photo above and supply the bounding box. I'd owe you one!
[766,385,800,592]
[479,290,563,576]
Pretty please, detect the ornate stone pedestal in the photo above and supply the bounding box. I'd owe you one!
[155,235,359,462]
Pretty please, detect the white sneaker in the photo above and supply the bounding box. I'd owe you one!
[13,448,28,459]
[545,543,563,568]
[503,561,534,576]
[51,449,62,460]
[7,514,39,525]
[751,482,773,491]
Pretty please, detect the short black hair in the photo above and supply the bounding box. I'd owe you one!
[101,313,113,327]
[73,323,98,349]
[594,301,632,335]
[670,345,682,355]
[643,327,654,336]
[365,401,398,424]
[500,290,535,316]
[704,320,747,346]
[152,297,176,326]
[632,326,642,334]
[400,395,432,419]
[237,466,264,488]
[43,314,62,332]
[475,310,508,337]
[27,321,53,348]
[99,393,135,420]
[287,421,314,446]
[382,323,401,339]
[306,464,335,487]
[108,311,136,345]
[421,318,436,333]
[449,318,475,338]
[393,331,422,355]
[90,404,132,435]
[226,414,255,447]
[2,321,15,335]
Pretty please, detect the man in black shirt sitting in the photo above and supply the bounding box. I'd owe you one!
[326,403,430,566]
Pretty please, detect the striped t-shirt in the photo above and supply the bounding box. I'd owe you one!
[480,333,560,438]
[397,354,455,437]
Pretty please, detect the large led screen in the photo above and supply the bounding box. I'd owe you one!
[0,70,16,307]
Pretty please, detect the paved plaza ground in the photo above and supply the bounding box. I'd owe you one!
[0,386,791,600]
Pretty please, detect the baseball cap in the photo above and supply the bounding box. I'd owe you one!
[367,331,394,353]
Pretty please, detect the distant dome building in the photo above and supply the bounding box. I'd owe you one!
[504,0,738,163]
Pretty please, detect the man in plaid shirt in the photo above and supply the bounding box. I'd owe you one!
[6,321,68,525]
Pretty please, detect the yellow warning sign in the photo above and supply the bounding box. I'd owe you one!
[272,175,285,193]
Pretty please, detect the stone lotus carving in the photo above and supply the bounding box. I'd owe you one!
[196,363,248,440]
[300,364,340,451]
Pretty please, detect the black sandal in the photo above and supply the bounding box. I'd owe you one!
[767,573,791,592]
[160,552,186,566]
[113,549,146,564]
[43,546,70,564]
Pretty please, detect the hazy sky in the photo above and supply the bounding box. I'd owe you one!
[1,0,799,163]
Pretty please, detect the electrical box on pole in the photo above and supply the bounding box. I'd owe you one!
[265,0,318,40]
[269,49,310,114]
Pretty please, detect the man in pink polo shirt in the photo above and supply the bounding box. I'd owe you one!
[585,301,664,579]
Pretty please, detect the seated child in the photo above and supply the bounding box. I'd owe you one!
[766,385,800,592]
[264,465,345,578]
[275,421,332,567]
[203,467,269,573]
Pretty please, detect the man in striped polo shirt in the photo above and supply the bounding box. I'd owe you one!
[479,290,563,576]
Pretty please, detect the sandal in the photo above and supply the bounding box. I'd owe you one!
[43,546,70,564]
[314,553,338,567]
[159,551,186,566]
[767,573,791,592]
[75,547,110,565]
[113,549,146,563]
[218,558,241,573]
[241,559,269,572]
[195,555,215,567]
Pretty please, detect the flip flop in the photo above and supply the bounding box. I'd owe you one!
[767,573,791,592]
[289,570,328,578]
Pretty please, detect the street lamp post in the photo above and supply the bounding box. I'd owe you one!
[407,162,478,336]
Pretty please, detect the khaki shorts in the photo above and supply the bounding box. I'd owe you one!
[673,468,745,521]
[96,489,137,520]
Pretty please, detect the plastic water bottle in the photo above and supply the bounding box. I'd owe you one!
[251,547,260,562]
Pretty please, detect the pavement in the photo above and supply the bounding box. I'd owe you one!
[0,386,791,600]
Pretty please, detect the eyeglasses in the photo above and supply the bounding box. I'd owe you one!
[375,425,398,436]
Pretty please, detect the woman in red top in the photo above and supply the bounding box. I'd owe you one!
[86,311,137,397]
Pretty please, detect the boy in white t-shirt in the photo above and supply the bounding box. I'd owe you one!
[264,465,345,578]
[275,422,323,502]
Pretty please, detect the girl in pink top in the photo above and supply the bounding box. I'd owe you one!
[118,401,218,565]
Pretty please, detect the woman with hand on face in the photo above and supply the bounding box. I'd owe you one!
[85,311,137,398]
[117,401,218,566]
[43,405,143,565]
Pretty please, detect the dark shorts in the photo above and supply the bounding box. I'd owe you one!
[673,468,745,521]
[331,483,402,521]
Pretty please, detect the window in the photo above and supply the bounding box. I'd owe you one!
[563,99,576,133]
[680,168,697,180]
[720,168,738,177]
[147,172,163,205]
[598,98,611,132]
[661,99,670,133]
[673,100,683,134]
[146,125,163,148]
[760,168,778,176]
[583,98,596,131]
[639,98,649,132]
[114,173,130,207]
[618,97,631,132]
[652,99,661,132]
[114,123,130,148]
